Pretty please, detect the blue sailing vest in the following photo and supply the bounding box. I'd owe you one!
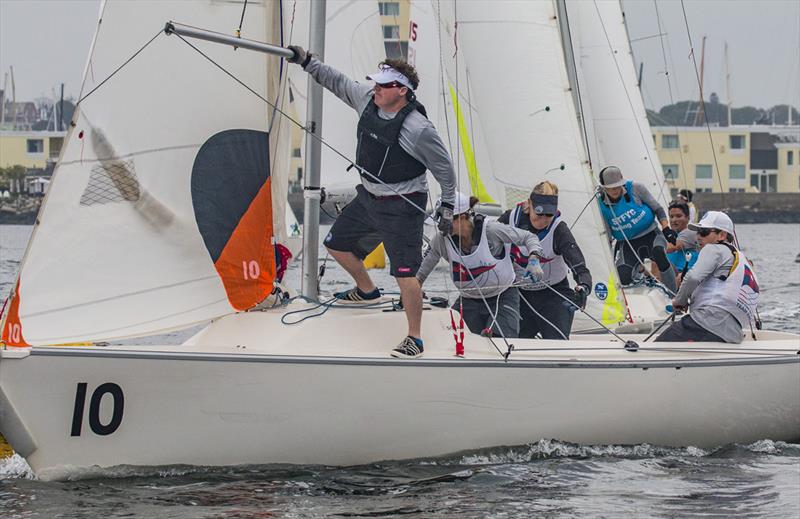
[598,180,655,241]
[667,249,699,272]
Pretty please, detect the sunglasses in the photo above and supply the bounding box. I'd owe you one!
[375,81,402,89]
[696,228,718,237]
[533,213,554,217]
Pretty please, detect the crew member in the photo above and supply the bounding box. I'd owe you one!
[498,181,592,340]
[656,211,759,343]
[665,201,699,282]
[288,48,456,359]
[596,166,678,293]
[417,193,543,338]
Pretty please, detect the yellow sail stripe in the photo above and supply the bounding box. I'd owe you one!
[448,84,495,203]
[601,272,627,326]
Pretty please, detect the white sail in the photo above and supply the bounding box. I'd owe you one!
[568,0,670,204]
[1,1,291,346]
[285,0,385,190]
[408,0,628,325]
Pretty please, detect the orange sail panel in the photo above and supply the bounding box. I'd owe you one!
[213,179,276,310]
[191,129,276,311]
[1,281,29,347]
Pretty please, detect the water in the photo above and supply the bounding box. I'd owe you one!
[1,224,799,517]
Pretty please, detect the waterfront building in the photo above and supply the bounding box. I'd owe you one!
[0,130,65,169]
[379,1,410,59]
[653,126,800,195]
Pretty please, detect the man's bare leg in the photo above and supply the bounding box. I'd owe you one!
[326,247,376,292]
[396,276,423,338]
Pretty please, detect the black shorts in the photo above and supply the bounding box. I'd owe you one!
[323,185,428,277]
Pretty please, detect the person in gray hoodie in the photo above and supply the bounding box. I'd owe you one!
[287,47,456,359]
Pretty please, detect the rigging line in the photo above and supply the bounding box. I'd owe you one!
[537,279,635,344]
[602,191,676,297]
[76,28,163,106]
[653,0,689,194]
[236,0,248,37]
[591,1,667,205]
[517,289,568,340]
[172,32,434,221]
[435,0,456,162]
[569,185,601,230]
[445,233,513,357]
[679,0,727,205]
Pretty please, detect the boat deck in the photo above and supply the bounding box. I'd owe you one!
[8,300,796,366]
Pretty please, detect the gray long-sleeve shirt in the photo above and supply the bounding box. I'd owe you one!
[417,219,542,298]
[305,58,456,205]
[674,243,743,343]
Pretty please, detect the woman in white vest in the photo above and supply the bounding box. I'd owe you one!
[656,211,759,343]
[417,193,543,338]
[498,181,592,339]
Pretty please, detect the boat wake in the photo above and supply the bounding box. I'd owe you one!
[2,439,797,481]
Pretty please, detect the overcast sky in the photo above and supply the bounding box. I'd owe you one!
[1,0,798,111]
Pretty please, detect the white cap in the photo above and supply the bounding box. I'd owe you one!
[438,192,472,216]
[366,65,414,90]
[688,211,735,235]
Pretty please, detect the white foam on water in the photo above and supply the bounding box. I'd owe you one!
[0,454,35,479]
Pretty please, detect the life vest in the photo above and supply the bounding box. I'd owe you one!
[667,248,699,272]
[445,215,515,297]
[508,203,568,290]
[355,99,427,184]
[690,243,760,329]
[598,180,655,240]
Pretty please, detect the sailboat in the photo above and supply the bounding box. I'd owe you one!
[0,0,798,481]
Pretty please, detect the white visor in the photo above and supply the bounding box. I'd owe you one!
[366,65,414,90]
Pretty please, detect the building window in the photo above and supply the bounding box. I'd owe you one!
[729,164,746,180]
[751,172,778,193]
[662,164,679,181]
[729,188,745,193]
[27,139,44,154]
[729,135,746,149]
[382,25,400,40]
[695,165,713,180]
[292,147,302,158]
[789,150,794,166]
[696,188,712,193]
[379,2,400,16]
[662,134,679,149]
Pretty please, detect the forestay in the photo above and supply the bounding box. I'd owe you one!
[567,0,669,204]
[1,0,294,346]
[407,0,627,325]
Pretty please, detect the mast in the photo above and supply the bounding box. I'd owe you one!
[693,35,706,126]
[555,0,591,167]
[300,0,326,301]
[725,42,732,126]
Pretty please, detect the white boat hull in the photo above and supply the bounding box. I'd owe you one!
[1,306,798,480]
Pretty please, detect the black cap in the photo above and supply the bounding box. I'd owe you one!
[530,193,558,215]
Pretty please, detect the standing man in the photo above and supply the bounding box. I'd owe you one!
[596,166,678,293]
[287,47,456,359]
